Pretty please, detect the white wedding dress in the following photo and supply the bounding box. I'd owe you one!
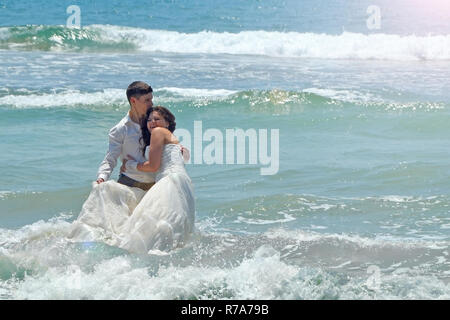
[69,143,195,254]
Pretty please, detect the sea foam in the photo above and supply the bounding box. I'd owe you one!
[0,87,235,108]
[84,25,450,60]
[1,25,450,60]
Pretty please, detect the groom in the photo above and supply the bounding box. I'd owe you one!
[96,81,155,190]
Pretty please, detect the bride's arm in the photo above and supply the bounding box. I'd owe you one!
[135,127,165,172]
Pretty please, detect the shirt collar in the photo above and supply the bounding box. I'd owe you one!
[125,112,141,128]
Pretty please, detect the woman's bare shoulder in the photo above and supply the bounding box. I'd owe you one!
[151,127,177,143]
[151,127,171,136]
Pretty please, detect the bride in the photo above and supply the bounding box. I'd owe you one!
[69,106,195,254]
[120,106,195,253]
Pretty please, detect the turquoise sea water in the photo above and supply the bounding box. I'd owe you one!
[0,0,450,299]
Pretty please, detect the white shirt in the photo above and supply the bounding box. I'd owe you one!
[97,113,156,183]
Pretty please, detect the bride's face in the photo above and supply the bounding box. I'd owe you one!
[147,111,169,132]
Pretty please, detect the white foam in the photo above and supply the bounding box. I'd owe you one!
[225,245,299,299]
[2,214,449,300]
[0,191,14,200]
[264,227,450,250]
[9,243,450,300]
[89,25,450,60]
[378,195,416,203]
[10,245,300,300]
[157,87,236,98]
[308,204,337,211]
[0,89,125,108]
[234,212,296,225]
[302,88,383,104]
[0,87,237,108]
[0,191,43,201]
[0,214,72,251]
[0,28,9,41]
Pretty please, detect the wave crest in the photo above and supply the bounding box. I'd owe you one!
[1,25,450,60]
[0,87,446,112]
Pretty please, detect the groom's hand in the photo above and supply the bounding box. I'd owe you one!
[180,145,190,162]
[120,159,128,173]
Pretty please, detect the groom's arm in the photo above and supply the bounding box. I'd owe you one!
[96,126,124,183]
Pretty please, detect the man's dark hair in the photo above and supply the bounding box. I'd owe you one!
[126,81,153,104]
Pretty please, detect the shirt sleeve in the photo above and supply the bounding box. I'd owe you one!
[96,125,124,181]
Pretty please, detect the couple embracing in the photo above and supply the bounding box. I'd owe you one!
[69,81,195,254]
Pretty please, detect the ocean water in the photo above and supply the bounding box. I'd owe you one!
[1,0,450,300]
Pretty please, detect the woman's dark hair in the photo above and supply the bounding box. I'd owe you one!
[140,106,176,156]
